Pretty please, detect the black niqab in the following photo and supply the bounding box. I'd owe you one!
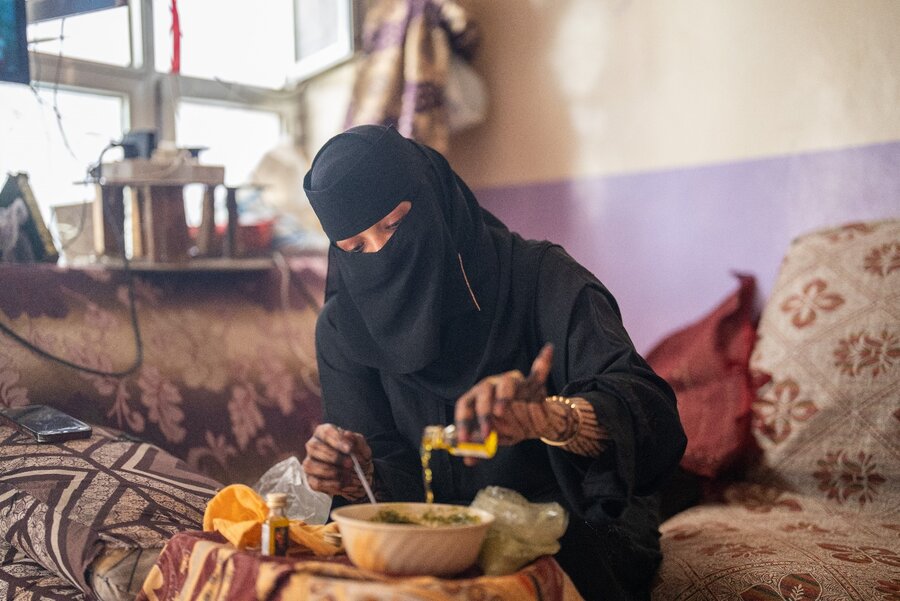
[304,125,502,386]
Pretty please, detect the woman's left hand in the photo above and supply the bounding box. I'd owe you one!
[454,343,556,465]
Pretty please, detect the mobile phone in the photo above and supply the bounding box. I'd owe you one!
[0,405,92,443]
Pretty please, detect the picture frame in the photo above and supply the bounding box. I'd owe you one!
[289,0,358,82]
[0,172,59,263]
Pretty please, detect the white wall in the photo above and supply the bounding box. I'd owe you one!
[301,1,900,350]
[446,0,900,187]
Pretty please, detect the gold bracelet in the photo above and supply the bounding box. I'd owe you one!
[540,395,582,447]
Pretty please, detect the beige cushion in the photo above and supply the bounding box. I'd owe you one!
[748,219,900,515]
[654,484,900,600]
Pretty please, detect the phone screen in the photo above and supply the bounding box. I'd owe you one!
[0,405,92,442]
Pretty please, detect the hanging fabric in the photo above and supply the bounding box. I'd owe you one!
[344,0,482,154]
[170,0,181,74]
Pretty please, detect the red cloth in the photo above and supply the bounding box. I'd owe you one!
[169,0,180,74]
[647,274,762,479]
[137,531,583,601]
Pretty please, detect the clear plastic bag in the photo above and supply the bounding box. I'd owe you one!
[471,486,568,576]
[253,456,331,524]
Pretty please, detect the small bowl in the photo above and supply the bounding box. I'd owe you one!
[330,502,495,576]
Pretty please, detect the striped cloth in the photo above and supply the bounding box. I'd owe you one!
[0,423,220,597]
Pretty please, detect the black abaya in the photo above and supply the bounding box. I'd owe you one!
[316,234,686,600]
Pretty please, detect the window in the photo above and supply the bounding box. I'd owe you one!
[152,0,296,89]
[0,84,126,210]
[1,0,357,222]
[27,5,134,67]
[176,101,283,187]
[176,101,283,226]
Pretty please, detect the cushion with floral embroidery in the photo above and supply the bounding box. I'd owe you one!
[748,219,900,516]
[654,487,900,600]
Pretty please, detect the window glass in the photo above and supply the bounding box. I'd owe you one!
[293,0,354,80]
[175,100,282,224]
[153,0,295,88]
[27,5,133,67]
[0,84,125,218]
[176,101,282,186]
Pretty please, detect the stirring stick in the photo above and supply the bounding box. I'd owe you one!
[350,453,376,504]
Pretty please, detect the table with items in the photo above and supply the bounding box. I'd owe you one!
[137,530,584,601]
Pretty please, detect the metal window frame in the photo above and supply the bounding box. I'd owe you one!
[28,0,308,145]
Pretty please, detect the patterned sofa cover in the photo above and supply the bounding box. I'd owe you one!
[0,256,327,486]
[0,256,329,599]
[652,219,900,600]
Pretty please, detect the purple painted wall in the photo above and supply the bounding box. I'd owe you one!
[475,141,900,354]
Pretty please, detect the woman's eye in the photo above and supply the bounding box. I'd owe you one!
[349,242,365,253]
[386,217,405,231]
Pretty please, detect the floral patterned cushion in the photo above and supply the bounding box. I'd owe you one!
[653,219,900,600]
[748,219,899,510]
[654,483,900,600]
[0,257,326,485]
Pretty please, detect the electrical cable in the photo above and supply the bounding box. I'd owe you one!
[51,142,119,254]
[0,142,144,378]
[51,143,120,254]
[50,17,78,160]
[27,16,86,253]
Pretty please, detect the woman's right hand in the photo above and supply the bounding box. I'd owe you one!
[302,423,374,501]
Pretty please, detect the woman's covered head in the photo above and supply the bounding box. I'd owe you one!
[304,125,502,376]
[303,125,429,242]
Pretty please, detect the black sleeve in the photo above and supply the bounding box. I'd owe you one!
[535,248,686,521]
[315,305,423,502]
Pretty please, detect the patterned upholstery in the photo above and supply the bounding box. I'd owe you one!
[0,423,219,597]
[656,485,900,599]
[653,219,900,600]
[0,257,326,485]
[748,219,899,501]
[0,539,86,601]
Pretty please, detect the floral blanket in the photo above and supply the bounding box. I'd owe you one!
[0,257,327,485]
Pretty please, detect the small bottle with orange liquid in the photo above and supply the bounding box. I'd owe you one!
[421,425,497,503]
[261,492,290,557]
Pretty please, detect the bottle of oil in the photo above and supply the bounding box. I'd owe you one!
[422,425,498,459]
[421,425,497,503]
[260,492,290,557]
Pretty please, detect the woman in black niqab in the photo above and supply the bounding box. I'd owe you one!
[302,125,686,600]
[305,124,501,390]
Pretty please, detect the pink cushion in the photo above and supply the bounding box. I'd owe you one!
[647,274,760,479]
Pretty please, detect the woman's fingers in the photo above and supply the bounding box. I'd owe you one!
[302,423,362,495]
[318,423,355,454]
[454,390,477,439]
[349,431,372,462]
[526,343,554,389]
[492,373,519,419]
[473,380,498,438]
